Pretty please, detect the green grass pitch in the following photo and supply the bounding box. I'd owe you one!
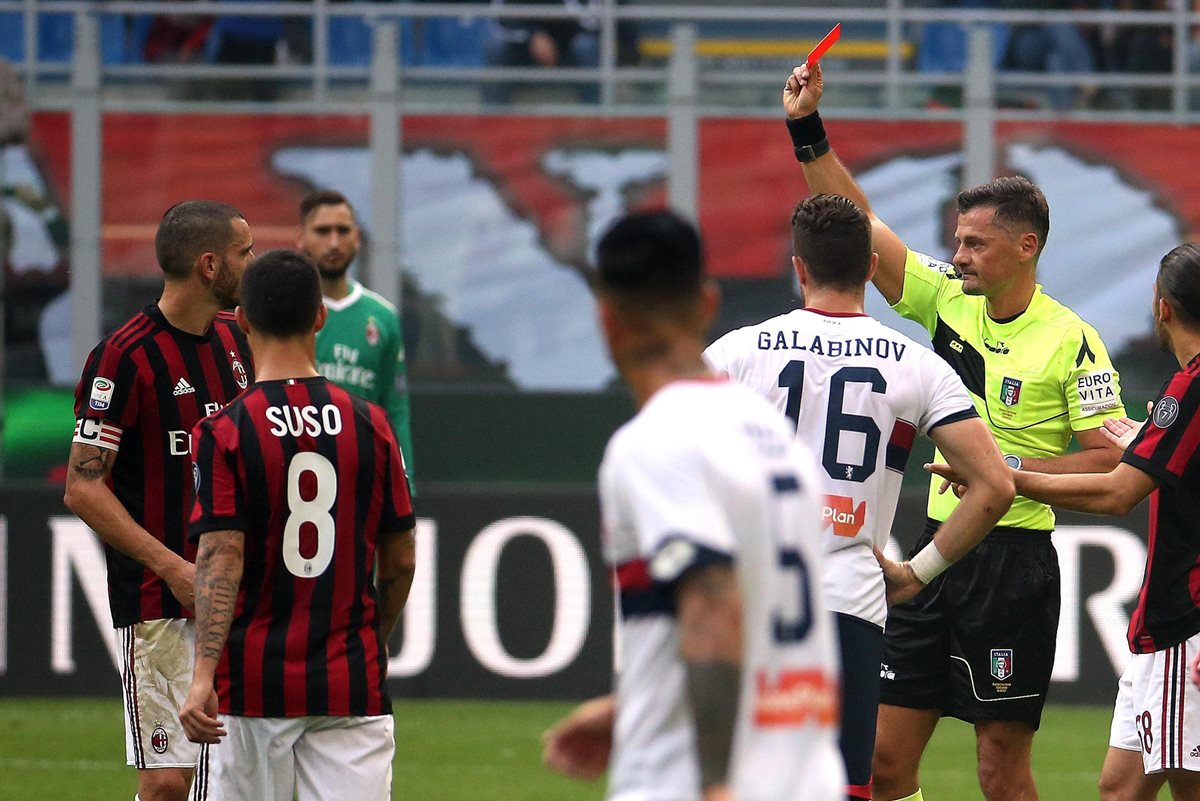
[0,698,1140,799]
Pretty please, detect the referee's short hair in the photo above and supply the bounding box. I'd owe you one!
[240,249,323,337]
[957,176,1050,258]
[791,194,872,290]
[593,210,704,315]
[1157,243,1200,327]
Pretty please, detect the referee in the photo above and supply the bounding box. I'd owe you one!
[783,64,1127,801]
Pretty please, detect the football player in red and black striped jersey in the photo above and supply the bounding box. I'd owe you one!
[180,249,416,801]
[931,243,1200,801]
[64,200,256,801]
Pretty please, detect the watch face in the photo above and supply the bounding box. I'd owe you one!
[1004,454,1021,470]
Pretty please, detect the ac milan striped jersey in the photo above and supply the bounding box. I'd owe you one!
[188,377,415,718]
[73,305,253,628]
[706,309,978,627]
[1121,353,1200,654]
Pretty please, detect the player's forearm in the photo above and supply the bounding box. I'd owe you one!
[193,531,244,670]
[686,659,741,791]
[1014,469,1131,516]
[376,529,417,639]
[799,147,873,215]
[1023,444,1122,476]
[931,475,1013,563]
[64,474,187,579]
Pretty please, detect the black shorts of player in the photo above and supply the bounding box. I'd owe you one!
[879,519,1060,730]
[836,612,883,798]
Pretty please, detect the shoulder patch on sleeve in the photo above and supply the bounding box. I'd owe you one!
[1152,396,1181,429]
[650,538,699,583]
[89,376,115,411]
[1077,369,1120,415]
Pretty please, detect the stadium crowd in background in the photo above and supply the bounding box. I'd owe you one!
[543,210,846,801]
[787,60,1128,801]
[704,193,1014,801]
[63,201,256,801]
[181,248,416,801]
[297,190,416,490]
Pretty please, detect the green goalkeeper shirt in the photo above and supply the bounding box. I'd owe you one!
[893,249,1125,531]
[316,281,415,482]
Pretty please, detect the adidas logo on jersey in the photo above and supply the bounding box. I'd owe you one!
[880,664,896,681]
[173,378,196,396]
[1191,745,1200,759]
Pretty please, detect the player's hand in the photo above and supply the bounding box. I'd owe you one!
[783,62,823,120]
[1101,403,1151,451]
[542,694,616,781]
[165,558,196,612]
[874,547,926,606]
[179,682,225,744]
[704,785,735,801]
[1191,646,1200,690]
[926,463,968,498]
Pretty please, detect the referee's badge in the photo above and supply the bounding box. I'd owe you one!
[1000,377,1022,407]
[990,648,1013,682]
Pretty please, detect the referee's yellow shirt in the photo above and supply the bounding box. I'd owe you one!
[893,249,1127,531]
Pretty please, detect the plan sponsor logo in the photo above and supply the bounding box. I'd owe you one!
[821,495,867,538]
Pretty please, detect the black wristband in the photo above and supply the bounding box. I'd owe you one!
[786,111,830,163]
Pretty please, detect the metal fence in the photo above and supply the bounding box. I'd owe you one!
[4,2,1200,119]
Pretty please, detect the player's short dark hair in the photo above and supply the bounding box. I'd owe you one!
[957,176,1050,257]
[593,210,703,313]
[155,200,244,280]
[240,249,323,337]
[300,189,355,224]
[1157,243,1200,327]
[791,194,872,290]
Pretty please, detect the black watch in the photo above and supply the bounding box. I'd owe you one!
[1003,453,1023,471]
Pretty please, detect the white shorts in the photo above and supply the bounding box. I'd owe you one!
[203,715,394,801]
[1109,633,1200,774]
[120,619,203,770]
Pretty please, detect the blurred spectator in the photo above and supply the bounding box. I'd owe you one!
[142,12,214,63]
[483,0,601,104]
[1094,0,1172,110]
[1001,0,1100,110]
[204,0,311,99]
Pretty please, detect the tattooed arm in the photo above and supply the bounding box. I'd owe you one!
[63,441,196,610]
[676,562,743,801]
[376,528,417,641]
[179,529,244,744]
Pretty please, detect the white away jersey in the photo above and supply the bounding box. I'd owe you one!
[599,380,843,801]
[705,309,976,627]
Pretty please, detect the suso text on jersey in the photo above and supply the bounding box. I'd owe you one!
[265,404,345,438]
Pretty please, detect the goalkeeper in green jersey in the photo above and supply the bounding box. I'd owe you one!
[298,190,415,486]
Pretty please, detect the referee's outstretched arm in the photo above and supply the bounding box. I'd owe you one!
[783,62,909,306]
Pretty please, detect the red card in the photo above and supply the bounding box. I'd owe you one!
[806,23,842,68]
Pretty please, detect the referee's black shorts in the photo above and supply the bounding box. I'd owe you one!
[879,518,1060,730]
